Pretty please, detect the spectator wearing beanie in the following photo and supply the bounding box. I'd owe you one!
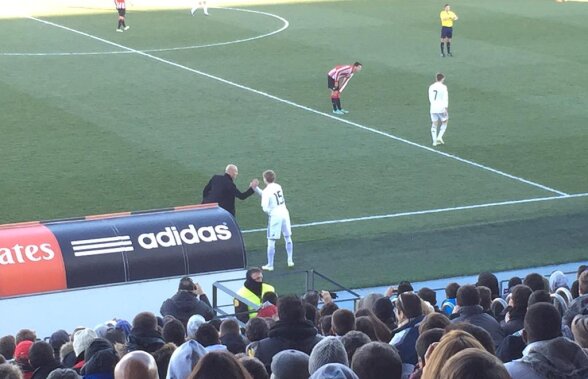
[571,315,588,348]
[563,271,588,328]
[309,363,358,379]
[390,292,425,365]
[80,338,119,379]
[308,337,348,375]
[163,318,186,347]
[351,342,403,379]
[451,285,504,347]
[15,340,35,379]
[0,335,16,361]
[270,349,309,379]
[29,341,62,379]
[255,295,322,375]
[126,312,165,353]
[220,319,247,354]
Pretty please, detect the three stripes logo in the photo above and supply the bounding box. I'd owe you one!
[71,236,134,257]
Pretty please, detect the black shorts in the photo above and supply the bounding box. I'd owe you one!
[117,9,126,17]
[327,76,337,90]
[441,26,453,39]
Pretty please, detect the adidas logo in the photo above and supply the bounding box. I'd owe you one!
[138,224,232,250]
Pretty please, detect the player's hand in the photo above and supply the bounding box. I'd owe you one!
[250,178,259,189]
[385,286,398,298]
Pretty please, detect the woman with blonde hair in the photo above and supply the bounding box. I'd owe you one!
[439,348,510,379]
[421,330,484,379]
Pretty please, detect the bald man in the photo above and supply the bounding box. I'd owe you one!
[114,351,158,379]
[202,164,258,216]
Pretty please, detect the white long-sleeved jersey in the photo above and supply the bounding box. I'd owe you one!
[254,183,288,216]
[429,81,448,113]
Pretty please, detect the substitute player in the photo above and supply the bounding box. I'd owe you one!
[115,0,130,32]
[440,4,458,57]
[429,73,449,146]
[253,170,293,271]
[327,62,362,115]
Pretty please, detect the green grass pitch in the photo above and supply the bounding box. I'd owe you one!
[1,0,587,291]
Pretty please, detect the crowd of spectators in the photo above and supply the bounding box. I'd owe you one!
[1,265,587,379]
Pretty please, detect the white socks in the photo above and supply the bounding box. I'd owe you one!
[285,235,293,262]
[431,124,438,143]
[438,123,447,140]
[266,239,276,267]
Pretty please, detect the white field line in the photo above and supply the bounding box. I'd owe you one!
[3,8,288,56]
[30,16,569,197]
[242,192,588,233]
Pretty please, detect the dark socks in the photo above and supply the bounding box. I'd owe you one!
[331,98,338,111]
[447,42,451,54]
[336,98,342,110]
[118,20,123,29]
[440,42,445,54]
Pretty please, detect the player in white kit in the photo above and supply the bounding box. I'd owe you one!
[254,170,293,271]
[428,73,449,146]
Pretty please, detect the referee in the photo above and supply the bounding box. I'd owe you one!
[440,4,458,57]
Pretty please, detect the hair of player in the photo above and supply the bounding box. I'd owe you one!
[436,73,445,82]
[263,170,275,183]
[353,62,362,67]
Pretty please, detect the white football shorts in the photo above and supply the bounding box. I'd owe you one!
[267,210,292,240]
[430,112,448,123]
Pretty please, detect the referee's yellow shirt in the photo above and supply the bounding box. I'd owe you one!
[440,11,457,27]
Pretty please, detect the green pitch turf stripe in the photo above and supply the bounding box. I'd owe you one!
[28,15,568,197]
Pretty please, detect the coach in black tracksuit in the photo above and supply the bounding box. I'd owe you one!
[202,164,258,216]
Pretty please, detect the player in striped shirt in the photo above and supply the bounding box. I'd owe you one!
[253,170,293,271]
[428,73,449,146]
[115,0,130,32]
[327,62,362,115]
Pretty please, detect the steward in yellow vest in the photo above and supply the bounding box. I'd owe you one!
[234,267,276,322]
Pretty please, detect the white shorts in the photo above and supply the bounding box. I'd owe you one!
[267,210,291,240]
[430,112,448,123]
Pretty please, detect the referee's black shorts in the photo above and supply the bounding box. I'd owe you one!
[441,26,453,39]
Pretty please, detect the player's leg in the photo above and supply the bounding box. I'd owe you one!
[437,116,448,144]
[191,0,199,15]
[263,216,282,271]
[117,9,124,31]
[447,37,452,56]
[262,239,276,271]
[431,114,439,146]
[282,215,293,267]
[202,1,209,15]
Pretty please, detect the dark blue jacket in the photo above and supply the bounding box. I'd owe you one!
[390,315,425,365]
[202,173,254,216]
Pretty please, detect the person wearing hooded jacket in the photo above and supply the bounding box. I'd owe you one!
[160,277,215,328]
[29,341,62,379]
[81,338,119,379]
[234,267,276,323]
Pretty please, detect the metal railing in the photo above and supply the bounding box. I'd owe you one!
[211,269,361,320]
